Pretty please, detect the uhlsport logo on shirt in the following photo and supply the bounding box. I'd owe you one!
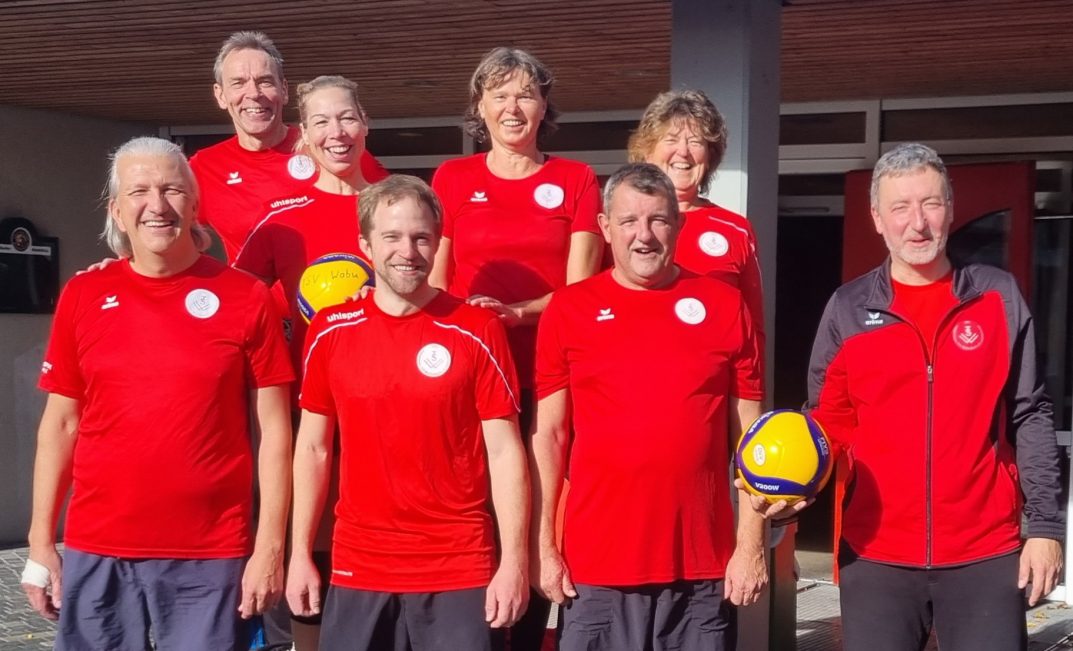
[952,320,984,351]
[864,311,884,326]
[674,298,706,325]
[698,231,729,257]
[40,361,52,375]
[185,289,220,319]
[327,309,364,323]
[288,154,317,180]
[470,191,489,203]
[417,343,452,377]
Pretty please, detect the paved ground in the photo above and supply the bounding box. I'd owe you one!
[2,545,1073,650]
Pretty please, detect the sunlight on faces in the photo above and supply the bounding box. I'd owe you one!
[359,196,439,297]
[645,119,710,198]
[871,167,952,273]
[478,72,546,151]
[301,86,368,179]
[109,154,199,262]
[601,185,680,290]
[213,48,287,140]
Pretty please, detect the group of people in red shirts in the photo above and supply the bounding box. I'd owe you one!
[21,27,1063,651]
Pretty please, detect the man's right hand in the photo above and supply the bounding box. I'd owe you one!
[22,546,62,621]
[533,547,577,605]
[76,257,119,275]
[285,553,322,618]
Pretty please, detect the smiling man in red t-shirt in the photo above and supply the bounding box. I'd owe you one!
[286,175,529,650]
[531,163,767,651]
[23,137,293,651]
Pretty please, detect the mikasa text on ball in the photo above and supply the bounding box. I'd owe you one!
[297,253,374,323]
[735,409,833,504]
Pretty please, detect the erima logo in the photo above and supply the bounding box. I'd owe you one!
[101,295,119,310]
[865,311,884,326]
[41,361,52,374]
[470,191,488,203]
[596,308,615,322]
[269,195,310,210]
[226,171,242,185]
[326,309,364,323]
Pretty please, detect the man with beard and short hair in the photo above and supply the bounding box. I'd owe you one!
[807,142,1064,651]
[287,175,530,651]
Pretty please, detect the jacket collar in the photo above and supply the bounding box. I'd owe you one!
[864,257,982,311]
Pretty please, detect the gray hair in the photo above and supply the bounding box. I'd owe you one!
[102,137,210,257]
[602,163,680,223]
[870,143,952,207]
[212,31,285,84]
[463,47,559,143]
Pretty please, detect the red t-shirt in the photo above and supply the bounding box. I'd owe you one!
[39,256,294,558]
[233,186,368,373]
[891,272,957,355]
[190,126,389,262]
[432,153,601,388]
[535,269,764,585]
[300,293,521,592]
[674,204,765,340]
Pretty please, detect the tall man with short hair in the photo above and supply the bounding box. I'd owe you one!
[191,30,388,261]
[287,175,530,650]
[531,162,768,650]
[22,137,293,650]
[808,142,1063,651]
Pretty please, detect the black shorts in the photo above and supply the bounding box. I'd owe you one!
[320,585,504,651]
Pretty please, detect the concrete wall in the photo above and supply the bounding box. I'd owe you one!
[0,105,151,544]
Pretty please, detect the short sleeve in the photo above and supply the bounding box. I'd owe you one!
[431,163,458,240]
[233,210,278,281]
[738,221,766,340]
[39,281,85,399]
[244,282,296,388]
[730,292,764,401]
[298,311,337,415]
[473,315,521,420]
[188,152,212,227]
[570,165,602,235]
[534,292,570,399]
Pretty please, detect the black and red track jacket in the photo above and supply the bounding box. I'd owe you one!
[807,260,1063,567]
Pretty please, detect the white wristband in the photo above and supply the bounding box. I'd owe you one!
[20,558,50,588]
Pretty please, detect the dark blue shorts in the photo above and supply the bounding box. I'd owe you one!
[559,580,732,651]
[57,549,249,651]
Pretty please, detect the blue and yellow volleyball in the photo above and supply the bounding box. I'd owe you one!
[297,253,374,323]
[735,410,833,504]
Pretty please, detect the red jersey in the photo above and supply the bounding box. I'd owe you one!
[535,270,763,585]
[432,153,601,387]
[38,256,293,559]
[300,293,521,592]
[233,186,368,373]
[674,204,765,340]
[890,273,956,353]
[190,125,389,262]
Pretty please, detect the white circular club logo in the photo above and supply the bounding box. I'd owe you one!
[698,231,729,257]
[674,297,707,325]
[185,289,220,319]
[287,154,317,181]
[752,443,767,467]
[533,183,565,209]
[416,343,452,377]
[952,320,984,351]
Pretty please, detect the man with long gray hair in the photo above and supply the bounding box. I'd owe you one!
[22,136,294,650]
[807,142,1063,650]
